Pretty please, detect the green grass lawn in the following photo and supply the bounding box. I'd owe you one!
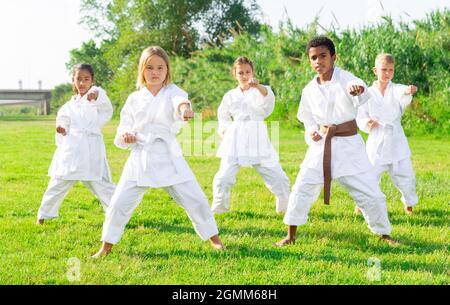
[0,117,448,284]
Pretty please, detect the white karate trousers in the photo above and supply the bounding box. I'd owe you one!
[283,167,392,236]
[37,175,116,220]
[212,158,290,214]
[375,157,418,207]
[101,178,219,244]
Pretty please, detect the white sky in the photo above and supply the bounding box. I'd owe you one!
[0,0,448,90]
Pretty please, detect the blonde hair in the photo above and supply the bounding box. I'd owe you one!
[136,46,172,89]
[231,56,255,76]
[375,53,395,66]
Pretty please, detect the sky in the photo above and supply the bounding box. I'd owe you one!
[0,0,448,90]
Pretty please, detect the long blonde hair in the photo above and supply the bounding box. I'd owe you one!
[136,46,172,89]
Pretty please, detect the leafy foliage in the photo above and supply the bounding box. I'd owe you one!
[62,7,449,135]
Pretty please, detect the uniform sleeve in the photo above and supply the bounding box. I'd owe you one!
[393,84,413,114]
[341,70,370,107]
[217,93,233,138]
[170,85,191,121]
[55,102,71,127]
[114,97,135,149]
[297,90,319,146]
[356,100,371,133]
[54,101,72,146]
[89,86,113,127]
[250,85,275,118]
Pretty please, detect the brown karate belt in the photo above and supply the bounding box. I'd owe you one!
[320,119,358,205]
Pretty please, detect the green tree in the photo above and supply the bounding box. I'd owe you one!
[201,0,261,46]
[66,40,113,87]
[78,0,261,56]
[50,83,73,113]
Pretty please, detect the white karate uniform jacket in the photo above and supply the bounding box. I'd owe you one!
[48,86,113,181]
[216,86,279,166]
[115,84,196,187]
[298,67,373,179]
[356,81,412,166]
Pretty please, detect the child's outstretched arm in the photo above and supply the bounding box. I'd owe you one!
[248,78,268,96]
[171,86,193,122]
[394,84,416,114]
[250,85,275,118]
[87,86,114,127]
[404,85,418,96]
[342,71,370,107]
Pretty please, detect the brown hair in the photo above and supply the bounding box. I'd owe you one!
[71,63,94,93]
[231,56,255,76]
[136,46,172,89]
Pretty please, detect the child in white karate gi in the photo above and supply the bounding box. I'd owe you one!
[37,64,115,224]
[356,53,418,214]
[212,56,290,214]
[92,46,224,257]
[275,37,397,247]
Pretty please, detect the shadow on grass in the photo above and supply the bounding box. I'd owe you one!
[348,206,448,227]
[123,237,447,277]
[124,215,446,257]
[388,208,449,227]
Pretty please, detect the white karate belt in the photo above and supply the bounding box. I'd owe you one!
[70,128,102,137]
[134,124,183,173]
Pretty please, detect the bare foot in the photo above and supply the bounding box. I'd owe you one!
[354,207,362,215]
[91,249,111,258]
[211,243,226,251]
[91,242,113,258]
[380,235,400,246]
[404,206,413,214]
[273,237,296,247]
[209,235,225,251]
[36,219,44,225]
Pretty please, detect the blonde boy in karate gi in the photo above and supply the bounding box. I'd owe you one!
[37,64,116,224]
[356,53,418,214]
[212,56,290,214]
[92,46,224,257]
[275,37,397,247]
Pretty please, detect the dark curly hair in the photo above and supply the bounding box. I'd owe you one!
[306,36,336,56]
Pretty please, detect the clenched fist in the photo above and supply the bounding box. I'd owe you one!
[56,126,67,136]
[348,85,365,96]
[404,85,417,96]
[87,90,99,102]
[367,119,379,131]
[122,132,137,144]
[311,131,322,142]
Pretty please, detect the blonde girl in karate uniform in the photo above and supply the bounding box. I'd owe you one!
[356,53,419,214]
[92,46,224,257]
[212,56,290,214]
[37,64,116,224]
